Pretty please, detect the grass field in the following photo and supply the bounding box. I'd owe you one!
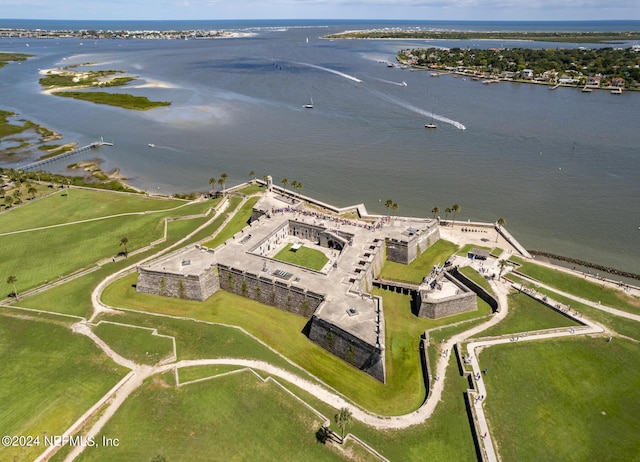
[280,354,479,461]
[75,371,348,462]
[201,196,259,249]
[0,314,127,462]
[274,243,329,271]
[380,240,459,284]
[0,191,219,296]
[480,337,640,461]
[0,188,186,233]
[474,290,581,338]
[92,322,175,365]
[102,274,490,415]
[512,257,640,314]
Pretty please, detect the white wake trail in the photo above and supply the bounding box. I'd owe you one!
[289,61,363,83]
[369,88,466,130]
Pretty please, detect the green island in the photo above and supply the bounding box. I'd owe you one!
[0,52,32,69]
[325,29,640,43]
[39,64,171,110]
[51,91,171,110]
[1,171,638,461]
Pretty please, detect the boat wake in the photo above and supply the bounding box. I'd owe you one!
[368,89,466,130]
[373,78,407,87]
[289,61,363,83]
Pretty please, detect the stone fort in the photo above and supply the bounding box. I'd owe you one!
[136,183,478,382]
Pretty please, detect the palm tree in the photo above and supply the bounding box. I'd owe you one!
[6,275,18,300]
[249,170,255,181]
[208,177,217,191]
[120,236,129,257]
[291,180,303,197]
[27,186,37,200]
[498,259,509,277]
[431,206,439,219]
[451,203,460,227]
[335,407,352,442]
[496,217,506,242]
[281,178,289,191]
[444,207,451,224]
[391,202,399,217]
[384,199,393,217]
[217,177,225,192]
[220,172,228,191]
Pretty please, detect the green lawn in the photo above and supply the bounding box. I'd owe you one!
[481,337,640,461]
[92,322,175,365]
[459,265,495,295]
[0,188,186,233]
[473,289,581,338]
[0,314,127,462]
[201,196,260,249]
[76,371,346,462]
[274,243,329,271]
[281,354,479,462]
[513,258,640,315]
[0,194,218,297]
[101,274,490,415]
[380,240,459,284]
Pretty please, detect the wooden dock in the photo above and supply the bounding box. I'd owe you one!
[21,139,113,171]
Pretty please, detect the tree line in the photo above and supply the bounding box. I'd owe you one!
[399,46,640,84]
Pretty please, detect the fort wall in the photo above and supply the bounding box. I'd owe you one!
[308,314,386,383]
[217,264,323,317]
[137,265,219,301]
[417,271,477,319]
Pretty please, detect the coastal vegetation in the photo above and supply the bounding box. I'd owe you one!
[0,52,32,69]
[38,65,171,110]
[51,91,171,110]
[326,29,640,44]
[399,46,640,88]
[39,69,135,88]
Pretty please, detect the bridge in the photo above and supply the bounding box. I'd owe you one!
[21,138,113,172]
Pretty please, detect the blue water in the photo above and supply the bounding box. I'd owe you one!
[1,20,639,273]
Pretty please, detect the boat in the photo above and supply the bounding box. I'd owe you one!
[148,143,155,148]
[611,87,622,94]
[425,123,437,129]
[401,81,407,87]
[303,97,313,109]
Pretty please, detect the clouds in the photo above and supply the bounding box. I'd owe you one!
[0,0,638,21]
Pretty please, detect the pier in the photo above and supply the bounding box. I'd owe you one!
[21,139,113,171]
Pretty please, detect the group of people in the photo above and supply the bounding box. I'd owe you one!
[271,206,385,231]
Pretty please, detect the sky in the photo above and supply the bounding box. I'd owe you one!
[0,0,638,22]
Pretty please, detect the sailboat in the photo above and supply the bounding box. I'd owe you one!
[303,97,314,109]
